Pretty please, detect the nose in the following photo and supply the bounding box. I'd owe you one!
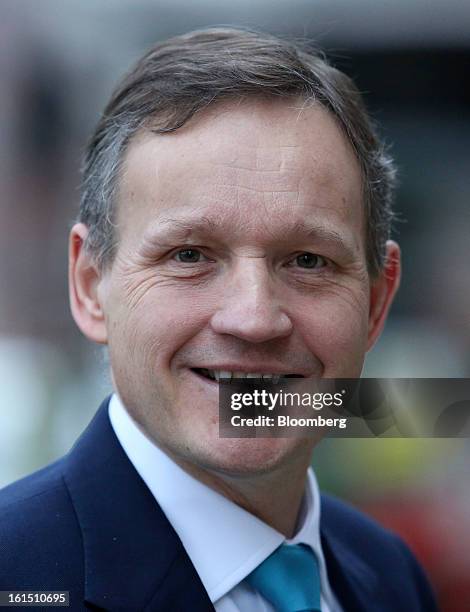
[210,258,293,343]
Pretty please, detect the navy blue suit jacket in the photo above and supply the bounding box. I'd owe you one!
[0,398,439,611]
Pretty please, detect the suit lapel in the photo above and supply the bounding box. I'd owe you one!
[63,398,214,611]
[321,530,379,612]
[320,495,386,612]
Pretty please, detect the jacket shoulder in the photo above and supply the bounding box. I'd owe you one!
[321,491,400,546]
[321,493,439,611]
[321,491,417,558]
[0,458,84,592]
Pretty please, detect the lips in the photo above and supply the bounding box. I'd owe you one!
[191,368,304,383]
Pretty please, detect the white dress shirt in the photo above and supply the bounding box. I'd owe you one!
[109,394,343,611]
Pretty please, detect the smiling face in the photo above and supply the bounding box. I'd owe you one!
[70,98,400,476]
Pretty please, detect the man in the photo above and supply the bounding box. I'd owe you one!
[0,28,438,611]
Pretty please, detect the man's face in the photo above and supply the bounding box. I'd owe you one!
[88,99,392,475]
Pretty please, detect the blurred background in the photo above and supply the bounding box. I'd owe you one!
[0,0,469,608]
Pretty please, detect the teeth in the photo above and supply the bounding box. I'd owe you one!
[208,370,283,382]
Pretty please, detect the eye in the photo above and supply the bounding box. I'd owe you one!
[293,252,327,269]
[173,248,206,263]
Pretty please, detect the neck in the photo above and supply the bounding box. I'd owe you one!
[171,444,314,538]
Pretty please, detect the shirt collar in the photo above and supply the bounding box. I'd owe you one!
[109,393,331,604]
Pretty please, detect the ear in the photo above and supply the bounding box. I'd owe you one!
[68,223,108,344]
[367,240,401,351]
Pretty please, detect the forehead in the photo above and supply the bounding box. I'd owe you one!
[117,98,364,246]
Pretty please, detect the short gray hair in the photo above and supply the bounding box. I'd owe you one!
[79,27,396,276]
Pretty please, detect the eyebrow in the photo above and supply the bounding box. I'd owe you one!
[142,216,359,258]
[141,216,218,247]
[290,221,354,248]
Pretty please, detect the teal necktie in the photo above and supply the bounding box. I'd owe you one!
[246,543,322,612]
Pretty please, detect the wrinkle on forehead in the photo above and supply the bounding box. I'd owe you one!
[117,98,364,245]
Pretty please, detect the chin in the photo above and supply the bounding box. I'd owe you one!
[178,435,310,478]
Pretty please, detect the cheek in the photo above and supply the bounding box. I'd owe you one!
[294,287,370,372]
[107,284,213,370]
